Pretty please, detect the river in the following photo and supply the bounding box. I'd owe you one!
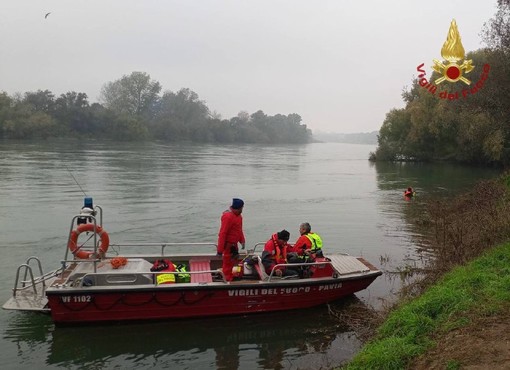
[0,140,500,369]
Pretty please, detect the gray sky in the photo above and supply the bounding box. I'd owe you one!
[0,1,498,133]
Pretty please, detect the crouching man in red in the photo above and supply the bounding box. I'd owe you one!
[261,230,298,278]
[217,198,246,281]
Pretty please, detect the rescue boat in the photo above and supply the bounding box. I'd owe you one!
[3,203,382,324]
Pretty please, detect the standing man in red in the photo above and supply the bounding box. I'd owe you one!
[217,198,245,281]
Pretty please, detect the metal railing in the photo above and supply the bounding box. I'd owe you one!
[65,205,104,273]
[75,269,225,287]
[267,260,335,281]
[11,256,62,297]
[108,242,218,256]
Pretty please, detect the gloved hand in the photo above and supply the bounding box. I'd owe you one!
[231,245,239,257]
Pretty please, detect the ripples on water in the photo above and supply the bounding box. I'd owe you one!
[3,302,362,369]
[0,140,500,369]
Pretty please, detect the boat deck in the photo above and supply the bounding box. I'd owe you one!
[329,255,371,275]
[3,253,378,313]
[3,294,50,312]
[189,259,213,283]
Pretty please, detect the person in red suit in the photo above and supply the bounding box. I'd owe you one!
[289,222,323,258]
[217,198,245,281]
[404,187,416,200]
[261,230,298,277]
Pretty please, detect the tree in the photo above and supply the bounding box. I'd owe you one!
[23,90,55,113]
[481,2,510,165]
[248,110,270,141]
[0,92,13,137]
[482,0,510,52]
[208,118,235,142]
[375,108,412,161]
[236,111,250,123]
[2,103,56,139]
[100,72,161,118]
[54,92,91,133]
[152,88,209,141]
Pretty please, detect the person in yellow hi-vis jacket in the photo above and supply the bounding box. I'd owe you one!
[288,222,323,258]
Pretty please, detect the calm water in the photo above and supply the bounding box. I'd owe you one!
[0,140,500,369]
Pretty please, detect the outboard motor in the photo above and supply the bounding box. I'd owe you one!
[77,197,96,225]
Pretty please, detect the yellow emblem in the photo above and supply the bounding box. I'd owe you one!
[432,19,474,85]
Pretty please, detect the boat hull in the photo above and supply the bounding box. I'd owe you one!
[46,274,380,324]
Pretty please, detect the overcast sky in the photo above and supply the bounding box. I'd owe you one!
[0,1,498,133]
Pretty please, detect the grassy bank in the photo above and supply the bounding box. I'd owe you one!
[342,176,510,369]
[343,242,510,369]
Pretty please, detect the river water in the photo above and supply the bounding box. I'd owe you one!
[0,140,500,369]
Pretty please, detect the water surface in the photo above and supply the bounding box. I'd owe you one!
[0,140,500,369]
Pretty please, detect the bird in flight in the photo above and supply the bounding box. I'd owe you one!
[45,12,51,19]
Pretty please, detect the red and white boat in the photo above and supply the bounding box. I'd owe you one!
[3,204,382,324]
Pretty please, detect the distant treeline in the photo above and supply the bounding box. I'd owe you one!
[372,1,510,166]
[0,73,311,144]
[313,131,378,145]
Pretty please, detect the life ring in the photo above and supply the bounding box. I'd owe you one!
[68,223,110,259]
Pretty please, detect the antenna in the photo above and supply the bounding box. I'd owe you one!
[64,164,88,197]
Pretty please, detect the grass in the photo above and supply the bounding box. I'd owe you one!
[445,360,461,370]
[339,174,510,369]
[341,240,510,370]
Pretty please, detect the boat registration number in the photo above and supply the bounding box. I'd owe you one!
[60,295,92,303]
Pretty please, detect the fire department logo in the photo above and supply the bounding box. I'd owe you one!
[416,19,489,100]
[432,19,474,85]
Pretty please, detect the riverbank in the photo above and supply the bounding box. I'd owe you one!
[341,175,510,369]
[343,242,510,369]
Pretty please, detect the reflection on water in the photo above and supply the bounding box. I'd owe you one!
[373,160,498,195]
[372,159,500,300]
[0,140,501,369]
[4,298,363,369]
[2,313,54,369]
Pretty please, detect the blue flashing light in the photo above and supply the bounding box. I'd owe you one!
[84,197,93,208]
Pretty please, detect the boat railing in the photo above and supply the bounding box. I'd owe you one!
[11,256,62,297]
[64,205,104,271]
[76,269,223,287]
[66,214,101,272]
[249,242,266,254]
[268,260,336,281]
[95,205,103,225]
[65,208,219,272]
[108,242,218,256]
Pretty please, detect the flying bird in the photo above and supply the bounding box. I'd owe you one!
[45,12,51,19]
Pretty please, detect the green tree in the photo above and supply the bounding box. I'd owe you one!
[0,92,14,138]
[374,108,412,161]
[208,118,235,142]
[100,71,161,118]
[152,88,209,141]
[373,7,510,166]
[103,114,149,141]
[482,0,510,51]
[54,92,91,134]
[2,102,56,139]
[23,90,55,114]
[237,111,311,144]
[0,75,312,144]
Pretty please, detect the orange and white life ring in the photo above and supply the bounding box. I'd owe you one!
[68,223,110,259]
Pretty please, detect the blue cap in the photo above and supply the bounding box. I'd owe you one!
[231,198,244,209]
[84,197,93,208]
